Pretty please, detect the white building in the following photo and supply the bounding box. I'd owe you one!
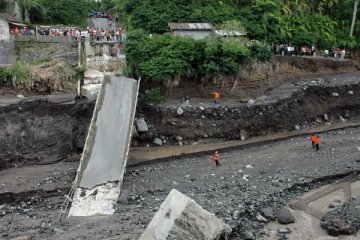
[168,23,214,40]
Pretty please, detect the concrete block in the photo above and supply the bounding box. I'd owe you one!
[81,83,101,100]
[139,189,227,240]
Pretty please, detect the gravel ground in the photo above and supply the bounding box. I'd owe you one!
[1,127,360,240]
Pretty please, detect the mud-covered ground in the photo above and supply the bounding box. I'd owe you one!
[1,126,359,240]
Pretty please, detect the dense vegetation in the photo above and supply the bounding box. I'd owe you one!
[111,0,360,89]
[114,0,358,49]
[125,30,270,87]
[5,0,357,48]
[0,0,103,27]
[2,0,360,95]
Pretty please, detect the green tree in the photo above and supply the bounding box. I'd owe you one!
[17,0,45,22]
[38,0,97,26]
[0,0,6,12]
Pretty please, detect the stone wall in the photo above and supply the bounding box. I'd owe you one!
[14,39,77,64]
[1,38,77,66]
[0,40,15,66]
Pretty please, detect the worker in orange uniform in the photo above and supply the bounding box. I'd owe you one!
[212,151,220,166]
[212,90,221,104]
[310,133,317,149]
[314,136,321,151]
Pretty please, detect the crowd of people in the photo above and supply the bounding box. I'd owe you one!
[10,25,125,42]
[87,27,125,42]
[10,26,35,36]
[37,27,81,38]
[272,43,347,60]
[89,11,112,19]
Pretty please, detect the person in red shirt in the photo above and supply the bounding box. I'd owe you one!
[212,90,221,104]
[211,151,220,166]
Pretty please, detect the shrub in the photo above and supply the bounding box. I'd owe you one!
[0,62,34,90]
[249,41,272,61]
[143,88,165,104]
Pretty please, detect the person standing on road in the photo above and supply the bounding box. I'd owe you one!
[314,136,321,151]
[212,151,220,166]
[340,49,346,61]
[310,133,317,149]
[212,90,221,104]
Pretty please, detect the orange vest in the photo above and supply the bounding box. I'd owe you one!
[314,137,320,145]
[213,91,220,99]
[310,135,317,142]
[212,153,220,161]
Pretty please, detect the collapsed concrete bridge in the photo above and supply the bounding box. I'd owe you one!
[69,75,139,216]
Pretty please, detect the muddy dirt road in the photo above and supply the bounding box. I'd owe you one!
[1,126,360,240]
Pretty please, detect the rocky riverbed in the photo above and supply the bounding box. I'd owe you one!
[0,126,359,240]
[0,67,360,239]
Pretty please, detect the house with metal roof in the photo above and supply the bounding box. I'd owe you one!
[0,12,25,41]
[215,30,247,38]
[168,23,214,40]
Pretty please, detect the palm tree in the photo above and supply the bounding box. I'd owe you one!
[16,0,44,22]
[350,0,359,36]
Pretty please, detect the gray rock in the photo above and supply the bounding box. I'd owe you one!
[139,189,227,240]
[293,125,300,130]
[256,214,268,222]
[40,222,47,229]
[20,131,26,137]
[247,99,255,106]
[348,90,354,95]
[339,116,346,122]
[323,114,329,121]
[277,207,295,224]
[17,94,25,99]
[240,129,248,141]
[11,235,31,240]
[321,197,360,236]
[175,136,183,141]
[332,92,339,97]
[242,231,255,240]
[53,228,64,234]
[153,138,162,146]
[199,106,205,111]
[178,141,183,146]
[136,118,148,132]
[262,208,275,221]
[118,189,129,205]
[177,107,184,115]
[278,228,291,233]
[232,210,240,220]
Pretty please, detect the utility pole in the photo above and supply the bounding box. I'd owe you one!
[350,0,359,36]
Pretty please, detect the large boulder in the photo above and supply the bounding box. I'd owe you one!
[139,189,227,240]
[277,207,295,224]
[136,118,149,132]
[321,197,360,236]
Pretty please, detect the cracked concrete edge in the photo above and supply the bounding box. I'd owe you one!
[74,76,110,188]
